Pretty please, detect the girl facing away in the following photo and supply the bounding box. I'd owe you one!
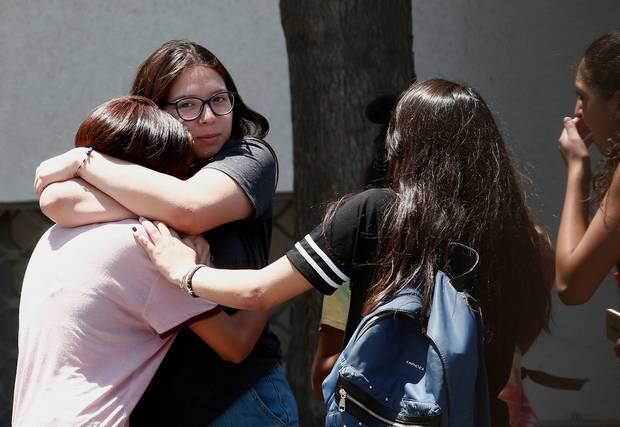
[14,96,269,426]
[555,31,620,358]
[133,79,552,427]
[33,40,297,426]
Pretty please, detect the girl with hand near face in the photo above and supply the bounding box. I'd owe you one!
[34,40,297,427]
[555,32,620,359]
[556,33,620,303]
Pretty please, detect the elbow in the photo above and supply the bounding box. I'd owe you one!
[39,185,70,225]
[247,285,271,312]
[554,255,601,305]
[219,343,253,364]
[555,278,593,306]
[223,349,252,364]
[168,202,205,235]
[39,187,58,217]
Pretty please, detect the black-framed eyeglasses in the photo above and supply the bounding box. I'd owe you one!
[166,91,236,121]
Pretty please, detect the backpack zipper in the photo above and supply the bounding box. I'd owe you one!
[337,386,436,427]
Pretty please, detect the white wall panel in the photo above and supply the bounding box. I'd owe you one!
[0,0,293,201]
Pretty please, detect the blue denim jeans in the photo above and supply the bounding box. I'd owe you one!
[209,364,299,426]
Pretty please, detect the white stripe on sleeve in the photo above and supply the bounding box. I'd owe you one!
[294,242,341,289]
[304,235,351,282]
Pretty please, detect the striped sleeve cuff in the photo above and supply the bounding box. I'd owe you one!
[286,234,350,295]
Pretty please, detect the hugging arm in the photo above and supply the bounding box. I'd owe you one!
[190,309,270,363]
[148,230,270,364]
[182,255,311,311]
[40,179,134,227]
[35,148,254,234]
[133,219,314,311]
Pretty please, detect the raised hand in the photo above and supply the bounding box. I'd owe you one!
[558,117,591,168]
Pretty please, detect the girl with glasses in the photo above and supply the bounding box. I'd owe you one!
[33,40,297,427]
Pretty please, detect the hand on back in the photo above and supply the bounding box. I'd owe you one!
[133,217,202,286]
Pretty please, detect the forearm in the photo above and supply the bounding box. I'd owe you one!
[557,164,591,257]
[39,179,135,227]
[78,151,196,228]
[228,310,270,357]
[190,309,269,363]
[556,164,591,286]
[79,151,253,234]
[311,353,341,400]
[311,324,345,399]
[190,256,313,311]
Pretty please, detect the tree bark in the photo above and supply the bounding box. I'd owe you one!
[280,1,415,425]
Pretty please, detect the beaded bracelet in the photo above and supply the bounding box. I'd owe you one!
[75,146,94,176]
[184,264,206,298]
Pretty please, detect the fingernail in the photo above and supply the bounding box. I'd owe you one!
[132,226,137,232]
[563,117,571,122]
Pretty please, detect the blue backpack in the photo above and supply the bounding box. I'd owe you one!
[322,244,491,427]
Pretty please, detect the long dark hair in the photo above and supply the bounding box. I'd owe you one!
[582,32,620,204]
[365,80,550,348]
[130,39,269,140]
[75,96,193,179]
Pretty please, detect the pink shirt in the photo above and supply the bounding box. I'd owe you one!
[13,220,219,427]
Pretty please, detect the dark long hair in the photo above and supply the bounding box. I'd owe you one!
[130,39,269,140]
[582,32,620,204]
[365,80,550,349]
[75,96,193,178]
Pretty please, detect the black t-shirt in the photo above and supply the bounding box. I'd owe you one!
[287,187,394,342]
[131,138,281,426]
[286,187,511,427]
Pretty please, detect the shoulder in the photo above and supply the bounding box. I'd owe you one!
[201,138,277,214]
[39,220,164,292]
[70,220,156,271]
[332,188,395,222]
[202,137,276,186]
[355,187,395,209]
[206,137,276,168]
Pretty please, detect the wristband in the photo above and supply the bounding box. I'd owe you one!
[184,264,206,298]
[75,146,94,176]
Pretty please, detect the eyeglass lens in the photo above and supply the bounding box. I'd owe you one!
[176,93,234,120]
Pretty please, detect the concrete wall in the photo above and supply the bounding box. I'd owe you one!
[411,1,619,424]
[0,0,293,202]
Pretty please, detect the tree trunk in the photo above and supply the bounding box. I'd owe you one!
[280,1,415,425]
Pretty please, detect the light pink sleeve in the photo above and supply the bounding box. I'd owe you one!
[104,220,221,338]
[142,272,221,338]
